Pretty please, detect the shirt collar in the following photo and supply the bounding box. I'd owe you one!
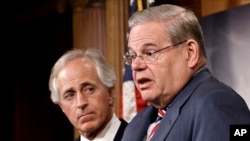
[80,113,121,141]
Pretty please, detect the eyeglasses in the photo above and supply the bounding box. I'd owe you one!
[123,40,187,66]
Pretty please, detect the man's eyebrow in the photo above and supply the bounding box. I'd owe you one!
[63,87,75,95]
[80,82,96,88]
[127,43,158,51]
[64,82,91,91]
[79,81,89,87]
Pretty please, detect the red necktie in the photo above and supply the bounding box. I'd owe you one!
[146,109,166,141]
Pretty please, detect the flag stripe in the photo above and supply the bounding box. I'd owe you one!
[122,81,137,122]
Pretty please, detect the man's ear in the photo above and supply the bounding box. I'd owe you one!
[108,88,115,106]
[186,39,200,69]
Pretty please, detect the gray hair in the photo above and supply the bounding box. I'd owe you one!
[128,4,206,59]
[48,48,116,104]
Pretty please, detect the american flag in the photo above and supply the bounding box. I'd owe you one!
[119,0,156,122]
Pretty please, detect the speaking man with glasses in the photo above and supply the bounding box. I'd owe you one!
[121,4,250,141]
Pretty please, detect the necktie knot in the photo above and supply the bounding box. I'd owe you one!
[156,109,166,121]
[158,109,166,117]
[146,109,166,141]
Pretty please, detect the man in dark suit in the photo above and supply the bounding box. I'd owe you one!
[121,4,250,141]
[49,49,127,141]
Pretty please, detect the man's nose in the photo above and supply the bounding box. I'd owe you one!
[131,55,147,71]
[76,93,87,109]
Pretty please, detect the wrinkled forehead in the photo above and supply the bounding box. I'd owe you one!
[127,22,170,51]
[58,58,95,77]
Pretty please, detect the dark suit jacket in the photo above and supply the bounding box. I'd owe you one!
[121,68,250,141]
[73,118,127,141]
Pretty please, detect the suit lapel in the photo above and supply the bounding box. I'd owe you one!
[151,68,212,141]
[114,118,128,141]
[152,103,183,140]
[128,106,157,140]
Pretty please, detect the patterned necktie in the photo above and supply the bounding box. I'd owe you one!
[146,109,166,141]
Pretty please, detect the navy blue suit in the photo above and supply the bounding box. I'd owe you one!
[121,68,250,141]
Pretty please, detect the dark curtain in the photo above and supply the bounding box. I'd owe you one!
[13,1,74,141]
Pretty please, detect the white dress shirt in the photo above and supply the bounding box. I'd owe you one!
[80,113,121,141]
